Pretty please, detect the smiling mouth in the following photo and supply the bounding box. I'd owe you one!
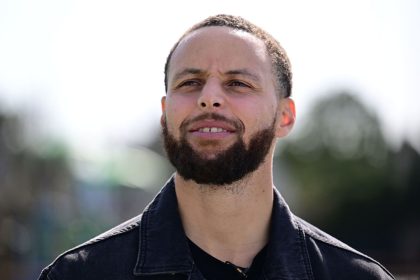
[198,127,229,133]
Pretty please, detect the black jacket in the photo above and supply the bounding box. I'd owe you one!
[39,177,394,279]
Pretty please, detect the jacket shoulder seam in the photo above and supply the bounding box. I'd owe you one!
[294,215,395,278]
[41,214,143,278]
[83,213,142,246]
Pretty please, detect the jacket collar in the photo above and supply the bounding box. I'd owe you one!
[134,176,311,279]
[263,188,312,279]
[134,176,193,276]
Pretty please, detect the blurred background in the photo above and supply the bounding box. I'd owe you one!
[0,0,419,279]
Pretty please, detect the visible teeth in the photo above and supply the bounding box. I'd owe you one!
[199,127,226,133]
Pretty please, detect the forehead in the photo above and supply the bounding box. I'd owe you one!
[168,26,271,77]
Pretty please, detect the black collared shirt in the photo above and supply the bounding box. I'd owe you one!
[38,176,394,280]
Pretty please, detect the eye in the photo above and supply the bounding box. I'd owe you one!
[227,80,251,88]
[177,79,202,88]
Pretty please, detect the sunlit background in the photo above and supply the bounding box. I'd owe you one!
[0,0,419,279]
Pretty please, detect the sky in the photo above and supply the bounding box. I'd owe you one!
[0,0,419,156]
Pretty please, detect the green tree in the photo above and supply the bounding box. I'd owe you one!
[277,92,395,253]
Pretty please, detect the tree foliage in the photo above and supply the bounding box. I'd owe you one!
[277,91,420,267]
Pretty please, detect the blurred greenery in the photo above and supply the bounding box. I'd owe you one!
[276,92,420,275]
[0,91,419,279]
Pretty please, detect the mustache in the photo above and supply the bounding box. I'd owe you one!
[179,113,244,133]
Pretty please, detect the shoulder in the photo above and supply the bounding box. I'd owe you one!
[294,216,395,280]
[38,214,143,280]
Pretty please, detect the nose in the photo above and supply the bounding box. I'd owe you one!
[197,79,224,109]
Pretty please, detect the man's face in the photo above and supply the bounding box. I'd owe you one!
[162,27,289,185]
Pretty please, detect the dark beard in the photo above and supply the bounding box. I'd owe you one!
[162,114,276,185]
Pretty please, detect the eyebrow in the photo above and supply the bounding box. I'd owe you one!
[225,69,261,83]
[173,68,203,82]
[172,68,261,83]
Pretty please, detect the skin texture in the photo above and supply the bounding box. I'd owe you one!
[161,26,296,267]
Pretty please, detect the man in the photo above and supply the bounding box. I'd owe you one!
[39,15,394,279]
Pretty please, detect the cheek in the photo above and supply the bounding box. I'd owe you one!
[164,110,181,137]
[236,99,277,132]
[164,96,194,136]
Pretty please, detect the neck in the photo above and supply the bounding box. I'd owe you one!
[175,160,274,268]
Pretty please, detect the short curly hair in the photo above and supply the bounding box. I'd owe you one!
[164,14,292,98]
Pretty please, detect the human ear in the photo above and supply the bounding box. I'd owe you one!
[275,98,296,138]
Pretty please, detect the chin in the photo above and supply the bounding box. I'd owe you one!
[196,151,223,161]
[190,145,227,159]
